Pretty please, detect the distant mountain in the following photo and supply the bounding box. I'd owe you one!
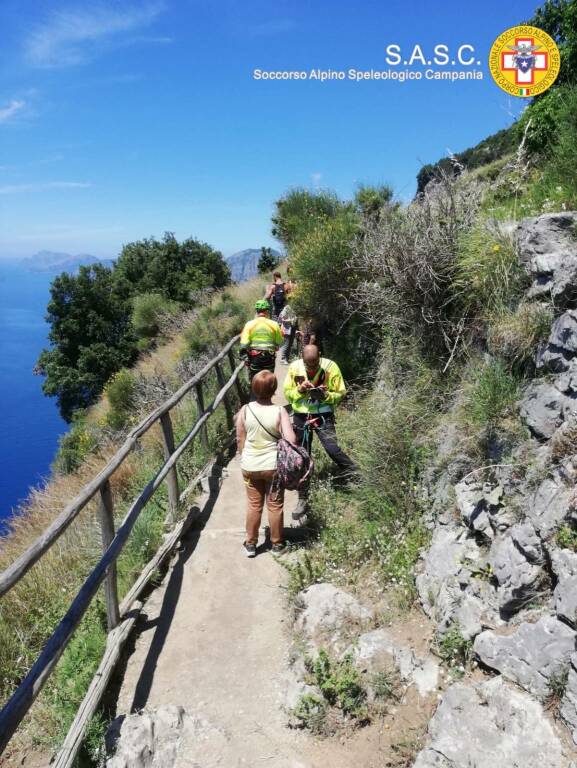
[225,248,281,283]
[21,250,115,274]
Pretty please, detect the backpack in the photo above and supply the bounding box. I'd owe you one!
[276,438,313,490]
[272,282,286,312]
[246,405,313,490]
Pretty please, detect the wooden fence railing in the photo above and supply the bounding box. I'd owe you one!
[0,335,245,762]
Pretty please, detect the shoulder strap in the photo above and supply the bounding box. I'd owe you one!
[247,404,283,440]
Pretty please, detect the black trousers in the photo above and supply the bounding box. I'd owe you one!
[247,350,275,381]
[292,412,357,478]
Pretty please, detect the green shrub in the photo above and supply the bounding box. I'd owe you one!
[313,650,368,719]
[354,184,394,219]
[541,85,577,208]
[454,222,526,316]
[292,693,326,733]
[370,670,397,700]
[557,525,577,552]
[488,303,553,371]
[517,87,568,156]
[290,207,359,328]
[272,188,345,247]
[183,291,250,357]
[280,551,326,601]
[462,359,519,432]
[436,624,472,674]
[53,418,100,474]
[131,292,178,340]
[105,369,137,430]
[349,176,480,366]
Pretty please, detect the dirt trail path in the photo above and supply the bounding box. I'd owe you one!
[113,361,418,767]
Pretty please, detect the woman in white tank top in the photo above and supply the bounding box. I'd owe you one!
[236,370,295,557]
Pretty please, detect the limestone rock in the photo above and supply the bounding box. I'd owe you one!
[350,629,439,696]
[561,653,577,745]
[106,706,228,768]
[413,677,570,767]
[528,459,577,537]
[551,548,577,626]
[107,706,186,768]
[282,674,319,723]
[455,478,516,538]
[517,211,577,304]
[519,380,571,440]
[416,525,481,616]
[474,616,576,698]
[295,583,373,654]
[351,628,396,674]
[537,310,577,373]
[488,522,545,614]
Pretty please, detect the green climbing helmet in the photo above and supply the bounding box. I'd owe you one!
[254,299,270,312]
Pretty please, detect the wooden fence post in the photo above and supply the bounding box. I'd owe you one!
[160,412,179,525]
[228,348,244,404]
[98,481,120,632]
[194,381,209,450]
[215,363,234,431]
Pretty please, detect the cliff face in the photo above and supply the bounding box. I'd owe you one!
[225,248,281,282]
[413,211,577,763]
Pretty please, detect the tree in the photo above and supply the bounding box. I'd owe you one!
[37,232,232,420]
[113,232,231,304]
[526,0,577,86]
[36,264,136,420]
[257,246,278,274]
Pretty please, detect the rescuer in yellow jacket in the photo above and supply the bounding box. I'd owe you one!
[240,300,282,380]
[284,344,357,516]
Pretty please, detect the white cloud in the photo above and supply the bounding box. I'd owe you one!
[311,172,322,187]
[0,99,25,123]
[0,181,92,194]
[25,3,165,67]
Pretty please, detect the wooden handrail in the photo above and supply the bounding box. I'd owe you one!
[0,357,245,754]
[0,335,241,598]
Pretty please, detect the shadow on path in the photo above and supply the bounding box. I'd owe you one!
[129,469,224,713]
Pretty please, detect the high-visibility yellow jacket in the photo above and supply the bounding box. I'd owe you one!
[240,316,282,353]
[284,358,347,415]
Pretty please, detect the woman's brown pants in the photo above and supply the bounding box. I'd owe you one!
[242,470,284,545]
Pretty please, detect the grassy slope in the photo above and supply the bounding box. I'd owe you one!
[281,83,577,633]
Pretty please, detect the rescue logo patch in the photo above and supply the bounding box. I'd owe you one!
[489,25,560,97]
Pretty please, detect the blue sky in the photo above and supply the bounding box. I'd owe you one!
[0,0,539,260]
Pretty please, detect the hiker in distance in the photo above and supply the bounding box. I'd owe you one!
[284,344,357,516]
[236,370,296,558]
[239,299,282,382]
[278,303,298,365]
[264,270,290,322]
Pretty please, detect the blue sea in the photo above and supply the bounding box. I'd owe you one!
[0,262,67,528]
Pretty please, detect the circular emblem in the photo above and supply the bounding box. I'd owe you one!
[489,25,560,97]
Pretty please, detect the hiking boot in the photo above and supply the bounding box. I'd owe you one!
[243,541,257,558]
[292,499,308,520]
[271,542,287,554]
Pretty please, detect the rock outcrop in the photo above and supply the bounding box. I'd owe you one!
[517,211,577,304]
[294,582,373,654]
[415,212,577,753]
[474,616,576,698]
[349,628,439,696]
[106,706,229,768]
[413,677,572,767]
